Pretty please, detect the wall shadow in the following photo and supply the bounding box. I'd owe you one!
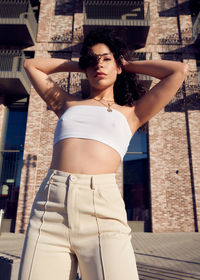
[158,0,191,17]
[136,252,200,265]
[19,154,37,233]
[165,92,200,112]
[49,43,83,55]
[55,0,83,15]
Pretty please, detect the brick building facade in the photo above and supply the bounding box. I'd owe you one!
[0,0,199,233]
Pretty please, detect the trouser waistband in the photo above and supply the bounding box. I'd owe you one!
[46,168,117,188]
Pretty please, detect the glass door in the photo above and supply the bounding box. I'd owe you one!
[123,130,151,231]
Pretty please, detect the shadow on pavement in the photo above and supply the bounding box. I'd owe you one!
[137,263,200,280]
[136,252,200,266]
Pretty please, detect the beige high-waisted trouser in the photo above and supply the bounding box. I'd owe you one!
[18,169,139,280]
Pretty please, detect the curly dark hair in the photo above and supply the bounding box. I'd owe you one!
[79,28,147,107]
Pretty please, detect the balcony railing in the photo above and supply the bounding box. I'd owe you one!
[0,0,37,46]
[0,150,20,185]
[0,50,31,97]
[83,0,150,49]
[84,0,150,21]
[0,150,20,224]
[193,11,200,45]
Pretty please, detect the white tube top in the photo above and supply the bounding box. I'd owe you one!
[53,105,132,159]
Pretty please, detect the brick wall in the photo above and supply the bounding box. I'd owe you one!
[15,0,200,233]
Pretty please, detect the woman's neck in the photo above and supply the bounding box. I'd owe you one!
[89,87,114,101]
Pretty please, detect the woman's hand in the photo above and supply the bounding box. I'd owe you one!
[120,56,129,71]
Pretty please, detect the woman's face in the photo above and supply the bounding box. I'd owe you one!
[85,43,122,91]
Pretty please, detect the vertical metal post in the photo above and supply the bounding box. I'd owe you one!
[0,209,4,235]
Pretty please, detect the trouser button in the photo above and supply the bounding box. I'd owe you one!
[70,175,77,182]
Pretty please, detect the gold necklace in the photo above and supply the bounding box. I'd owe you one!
[93,98,115,112]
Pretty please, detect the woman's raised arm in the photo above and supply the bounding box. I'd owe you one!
[24,58,84,117]
[122,59,189,129]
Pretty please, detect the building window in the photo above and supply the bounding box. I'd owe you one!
[3,107,27,152]
[123,130,150,225]
[0,100,28,230]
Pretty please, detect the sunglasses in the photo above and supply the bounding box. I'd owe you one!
[84,52,112,67]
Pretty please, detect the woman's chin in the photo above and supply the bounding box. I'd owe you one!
[90,81,114,92]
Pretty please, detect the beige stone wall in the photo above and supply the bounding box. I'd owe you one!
[15,0,200,233]
[136,0,199,232]
[149,111,195,232]
[184,58,200,232]
[189,110,200,231]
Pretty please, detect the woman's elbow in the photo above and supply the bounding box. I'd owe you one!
[23,58,34,69]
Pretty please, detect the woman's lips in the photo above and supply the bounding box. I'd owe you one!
[95,72,106,77]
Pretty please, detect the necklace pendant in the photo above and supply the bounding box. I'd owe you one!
[107,103,112,112]
[107,107,112,112]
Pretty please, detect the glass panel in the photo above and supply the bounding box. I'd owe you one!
[0,105,28,230]
[4,109,27,151]
[124,153,147,161]
[123,155,150,222]
[127,130,148,153]
[123,129,150,229]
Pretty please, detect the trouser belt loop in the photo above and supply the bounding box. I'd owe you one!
[90,176,95,190]
[49,170,55,184]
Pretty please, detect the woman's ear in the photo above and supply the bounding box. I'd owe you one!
[117,66,122,75]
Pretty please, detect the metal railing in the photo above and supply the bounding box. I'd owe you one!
[0,0,37,42]
[83,0,150,24]
[0,209,4,235]
[0,0,28,18]
[0,150,20,184]
[0,50,21,71]
[0,50,31,92]
[0,150,21,225]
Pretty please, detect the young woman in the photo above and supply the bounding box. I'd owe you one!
[18,30,188,280]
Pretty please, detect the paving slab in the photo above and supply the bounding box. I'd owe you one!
[0,232,200,280]
[132,232,200,280]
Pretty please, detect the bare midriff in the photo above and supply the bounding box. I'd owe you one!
[50,138,122,174]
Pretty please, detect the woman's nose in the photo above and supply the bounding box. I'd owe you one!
[95,63,103,71]
[96,57,103,67]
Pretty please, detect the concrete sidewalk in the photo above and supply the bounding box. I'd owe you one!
[0,232,200,280]
[133,232,200,280]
